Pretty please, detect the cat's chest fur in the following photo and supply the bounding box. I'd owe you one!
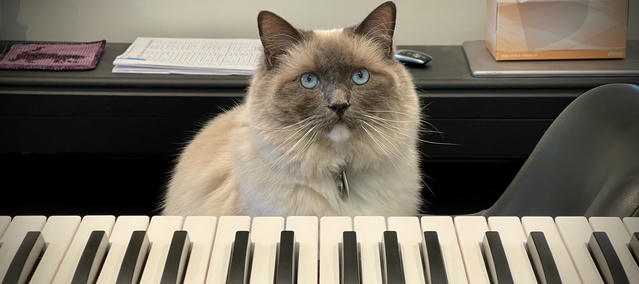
[240,167,421,216]
[232,110,422,216]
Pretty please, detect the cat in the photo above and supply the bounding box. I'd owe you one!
[162,1,423,216]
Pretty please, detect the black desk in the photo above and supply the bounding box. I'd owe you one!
[1,42,637,215]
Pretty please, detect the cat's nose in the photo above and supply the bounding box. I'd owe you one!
[328,103,350,116]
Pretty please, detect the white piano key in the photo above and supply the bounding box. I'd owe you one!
[320,216,353,284]
[138,216,183,284]
[624,217,639,262]
[52,215,115,284]
[453,216,490,284]
[249,217,285,284]
[95,216,150,284]
[521,217,581,284]
[421,216,468,284]
[0,216,47,281]
[623,217,639,233]
[182,216,217,284]
[387,217,426,284]
[205,216,251,284]
[554,216,604,284]
[487,217,537,283]
[286,216,318,284]
[29,216,81,284]
[0,216,10,239]
[589,217,639,283]
[354,216,386,284]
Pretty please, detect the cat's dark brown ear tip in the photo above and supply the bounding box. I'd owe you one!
[355,1,397,57]
[257,11,275,23]
[379,1,397,13]
[369,1,397,20]
[257,11,275,34]
[256,10,303,69]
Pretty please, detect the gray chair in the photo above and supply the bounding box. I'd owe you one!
[484,83,639,217]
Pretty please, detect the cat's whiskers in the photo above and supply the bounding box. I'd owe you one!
[251,115,316,132]
[294,125,322,171]
[254,115,323,162]
[359,120,400,151]
[362,117,413,144]
[360,123,402,162]
[260,119,314,157]
[358,108,433,128]
[360,123,405,175]
[359,117,434,203]
[250,118,316,175]
[364,115,458,146]
[271,123,320,170]
[360,114,417,124]
[356,111,440,135]
[359,113,410,131]
[360,124,390,158]
[358,111,459,146]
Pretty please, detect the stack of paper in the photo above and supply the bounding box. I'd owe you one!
[113,37,263,75]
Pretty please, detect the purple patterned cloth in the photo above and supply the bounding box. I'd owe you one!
[0,40,106,70]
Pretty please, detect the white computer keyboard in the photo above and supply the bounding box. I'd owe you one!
[1,215,638,284]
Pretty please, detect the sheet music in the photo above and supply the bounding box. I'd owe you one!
[113,37,262,75]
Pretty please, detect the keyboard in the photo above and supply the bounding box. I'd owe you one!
[1,216,639,284]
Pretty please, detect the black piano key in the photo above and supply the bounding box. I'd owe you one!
[341,231,360,284]
[483,231,514,284]
[383,231,405,284]
[629,232,639,263]
[116,231,149,284]
[275,231,295,284]
[588,231,629,284]
[527,231,562,284]
[226,231,250,284]
[71,230,109,284]
[160,230,190,284]
[2,231,45,284]
[423,231,448,284]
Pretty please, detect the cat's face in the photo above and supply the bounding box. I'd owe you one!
[247,1,419,167]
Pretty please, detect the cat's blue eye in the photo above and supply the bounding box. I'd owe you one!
[352,68,370,85]
[300,73,319,89]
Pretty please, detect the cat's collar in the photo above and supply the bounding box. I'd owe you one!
[335,170,350,200]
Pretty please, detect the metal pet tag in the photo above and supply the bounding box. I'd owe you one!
[337,170,350,200]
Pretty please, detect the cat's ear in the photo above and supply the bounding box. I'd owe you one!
[354,1,397,57]
[257,11,303,69]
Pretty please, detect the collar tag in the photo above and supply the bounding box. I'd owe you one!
[337,170,350,200]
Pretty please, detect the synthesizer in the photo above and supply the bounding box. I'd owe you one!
[1,216,638,284]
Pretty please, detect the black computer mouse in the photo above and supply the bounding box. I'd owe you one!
[394,49,432,67]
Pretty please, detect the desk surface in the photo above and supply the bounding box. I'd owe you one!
[1,42,638,90]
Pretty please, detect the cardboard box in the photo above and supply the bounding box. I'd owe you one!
[486,0,628,60]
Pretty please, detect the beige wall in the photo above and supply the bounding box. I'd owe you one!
[1,0,637,45]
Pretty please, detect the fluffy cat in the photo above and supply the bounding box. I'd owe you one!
[163,1,422,216]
